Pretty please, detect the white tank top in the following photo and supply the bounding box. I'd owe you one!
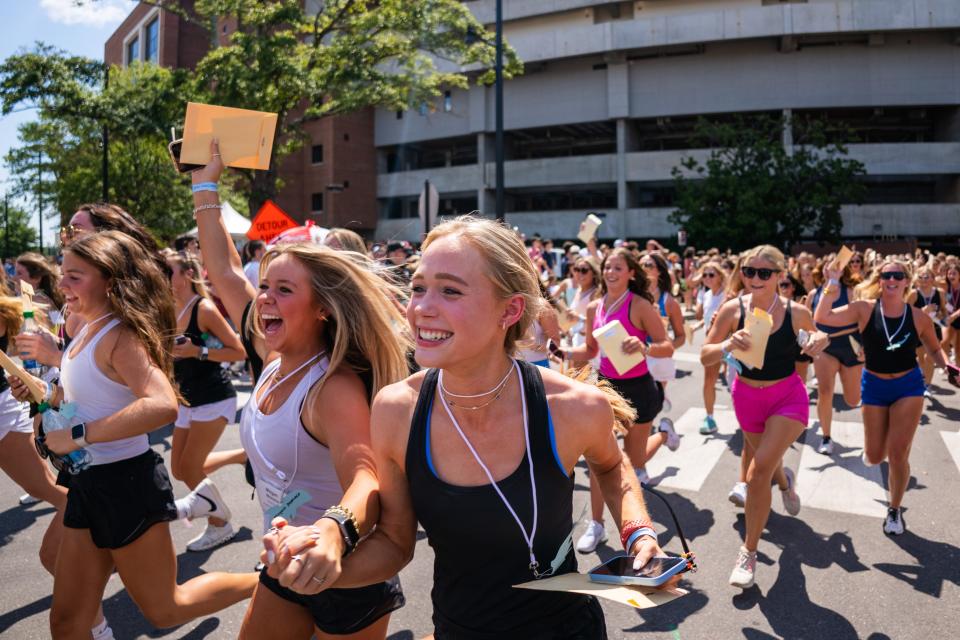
[239,357,343,533]
[60,318,146,466]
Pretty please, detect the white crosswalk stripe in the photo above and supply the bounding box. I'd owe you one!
[643,408,738,491]
[795,421,887,519]
[940,430,960,475]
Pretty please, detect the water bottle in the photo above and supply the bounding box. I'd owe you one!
[201,332,223,350]
[39,401,92,474]
[20,310,42,375]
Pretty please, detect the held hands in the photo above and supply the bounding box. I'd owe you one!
[192,139,224,186]
[620,336,647,356]
[629,536,682,590]
[262,517,344,595]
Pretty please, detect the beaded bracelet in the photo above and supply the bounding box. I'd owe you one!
[619,518,655,548]
[193,204,222,218]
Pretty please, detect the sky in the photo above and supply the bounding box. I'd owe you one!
[0,0,136,245]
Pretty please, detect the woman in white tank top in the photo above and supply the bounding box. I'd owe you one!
[11,231,258,635]
[188,144,411,639]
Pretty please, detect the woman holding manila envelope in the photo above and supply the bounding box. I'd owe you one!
[559,247,679,554]
[701,245,830,590]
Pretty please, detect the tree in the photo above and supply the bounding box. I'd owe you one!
[0,200,39,259]
[668,115,867,252]
[66,0,522,214]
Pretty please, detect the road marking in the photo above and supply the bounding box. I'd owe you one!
[940,431,960,475]
[795,421,887,518]
[644,408,738,491]
[673,351,701,365]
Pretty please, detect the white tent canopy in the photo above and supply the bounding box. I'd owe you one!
[187,201,251,240]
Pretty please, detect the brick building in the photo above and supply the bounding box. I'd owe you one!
[104,1,378,234]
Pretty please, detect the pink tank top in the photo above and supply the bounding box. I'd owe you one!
[593,291,649,379]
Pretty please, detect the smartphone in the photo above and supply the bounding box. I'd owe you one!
[174,335,189,346]
[167,139,204,174]
[587,554,687,587]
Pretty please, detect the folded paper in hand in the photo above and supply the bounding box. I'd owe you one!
[514,572,687,610]
[181,102,278,170]
[593,319,644,375]
[578,213,603,244]
[731,308,773,370]
[0,350,45,402]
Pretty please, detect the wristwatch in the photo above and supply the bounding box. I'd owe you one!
[71,423,89,448]
[199,346,209,361]
[320,509,360,557]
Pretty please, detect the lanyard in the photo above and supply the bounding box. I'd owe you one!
[176,295,200,325]
[250,353,326,485]
[599,290,629,325]
[879,301,909,351]
[438,360,566,579]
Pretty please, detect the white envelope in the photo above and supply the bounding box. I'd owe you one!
[593,319,644,375]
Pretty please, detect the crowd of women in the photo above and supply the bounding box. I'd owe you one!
[0,141,957,636]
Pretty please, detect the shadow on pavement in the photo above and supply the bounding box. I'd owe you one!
[0,503,56,547]
[731,511,866,639]
[0,594,52,635]
[872,529,960,598]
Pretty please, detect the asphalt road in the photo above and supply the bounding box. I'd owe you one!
[2,333,959,639]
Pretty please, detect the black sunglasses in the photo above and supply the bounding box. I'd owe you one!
[778,281,793,289]
[573,267,591,274]
[702,272,717,278]
[742,266,781,281]
[34,436,65,474]
[880,271,906,281]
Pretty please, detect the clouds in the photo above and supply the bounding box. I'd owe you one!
[39,0,137,28]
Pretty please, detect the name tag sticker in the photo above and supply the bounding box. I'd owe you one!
[265,489,311,521]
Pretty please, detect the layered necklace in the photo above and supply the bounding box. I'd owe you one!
[438,361,514,410]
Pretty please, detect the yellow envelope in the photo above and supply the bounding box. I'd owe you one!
[181,102,279,170]
[0,350,46,402]
[514,573,687,610]
[834,245,854,272]
[731,307,773,370]
[593,319,644,375]
[578,213,603,244]
[558,310,578,332]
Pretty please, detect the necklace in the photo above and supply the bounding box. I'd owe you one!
[601,289,630,322]
[749,293,779,316]
[879,300,909,351]
[439,362,514,399]
[272,352,324,387]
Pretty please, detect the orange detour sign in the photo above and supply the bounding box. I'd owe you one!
[247,200,298,243]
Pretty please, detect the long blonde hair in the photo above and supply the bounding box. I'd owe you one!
[252,244,410,400]
[167,252,210,299]
[857,258,912,300]
[422,216,543,356]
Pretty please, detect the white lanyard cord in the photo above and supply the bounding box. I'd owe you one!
[72,312,114,344]
[250,352,325,484]
[176,295,200,325]
[879,301,908,347]
[599,290,629,324]
[438,360,543,574]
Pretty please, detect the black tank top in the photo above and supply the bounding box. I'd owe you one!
[862,302,920,374]
[912,289,941,311]
[241,301,264,383]
[0,335,8,394]
[406,361,595,637]
[736,298,800,381]
[173,299,235,406]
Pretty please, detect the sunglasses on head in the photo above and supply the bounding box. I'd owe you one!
[741,266,781,281]
[880,271,906,281]
[573,267,591,274]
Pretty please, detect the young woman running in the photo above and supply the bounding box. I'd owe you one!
[907,266,946,393]
[562,247,678,553]
[562,257,601,368]
[167,252,246,552]
[779,273,813,383]
[701,245,828,588]
[9,231,256,638]
[265,216,678,638]
[943,264,960,362]
[15,252,66,311]
[806,260,863,455]
[189,144,409,639]
[816,259,950,535]
[640,252,686,412]
[696,262,727,435]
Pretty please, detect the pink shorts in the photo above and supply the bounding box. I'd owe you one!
[731,373,809,434]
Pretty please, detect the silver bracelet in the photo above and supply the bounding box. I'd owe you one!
[193,204,222,217]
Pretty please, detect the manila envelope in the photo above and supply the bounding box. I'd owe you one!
[578,213,603,244]
[515,572,687,610]
[823,245,853,295]
[731,308,773,370]
[593,319,644,375]
[0,349,46,402]
[181,102,279,170]
[557,310,578,332]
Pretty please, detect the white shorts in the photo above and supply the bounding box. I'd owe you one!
[646,356,676,383]
[175,396,238,429]
[0,389,33,441]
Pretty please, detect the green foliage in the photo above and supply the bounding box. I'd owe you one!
[0,201,38,258]
[668,115,867,252]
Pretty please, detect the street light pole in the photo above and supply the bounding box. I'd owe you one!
[102,63,109,201]
[494,0,504,222]
[3,193,9,259]
[36,150,43,253]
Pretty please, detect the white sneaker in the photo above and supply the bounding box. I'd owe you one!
[729,546,756,589]
[187,521,238,552]
[728,481,747,508]
[18,493,40,506]
[781,468,801,516]
[658,418,680,452]
[176,478,232,522]
[883,507,905,536]
[817,437,834,455]
[861,450,878,468]
[636,468,650,485]
[91,618,114,640]
[575,520,608,553]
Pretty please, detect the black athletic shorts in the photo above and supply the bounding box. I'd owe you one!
[433,594,607,640]
[822,334,864,368]
[600,372,664,424]
[63,449,177,549]
[258,569,404,635]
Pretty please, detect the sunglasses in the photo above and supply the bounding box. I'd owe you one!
[778,281,793,289]
[741,267,781,281]
[641,262,657,270]
[850,260,863,265]
[34,436,66,474]
[702,272,717,278]
[59,224,88,241]
[573,267,592,274]
[880,271,906,281]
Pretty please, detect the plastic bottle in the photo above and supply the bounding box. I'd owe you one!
[39,402,92,474]
[20,310,42,375]
[201,332,223,350]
